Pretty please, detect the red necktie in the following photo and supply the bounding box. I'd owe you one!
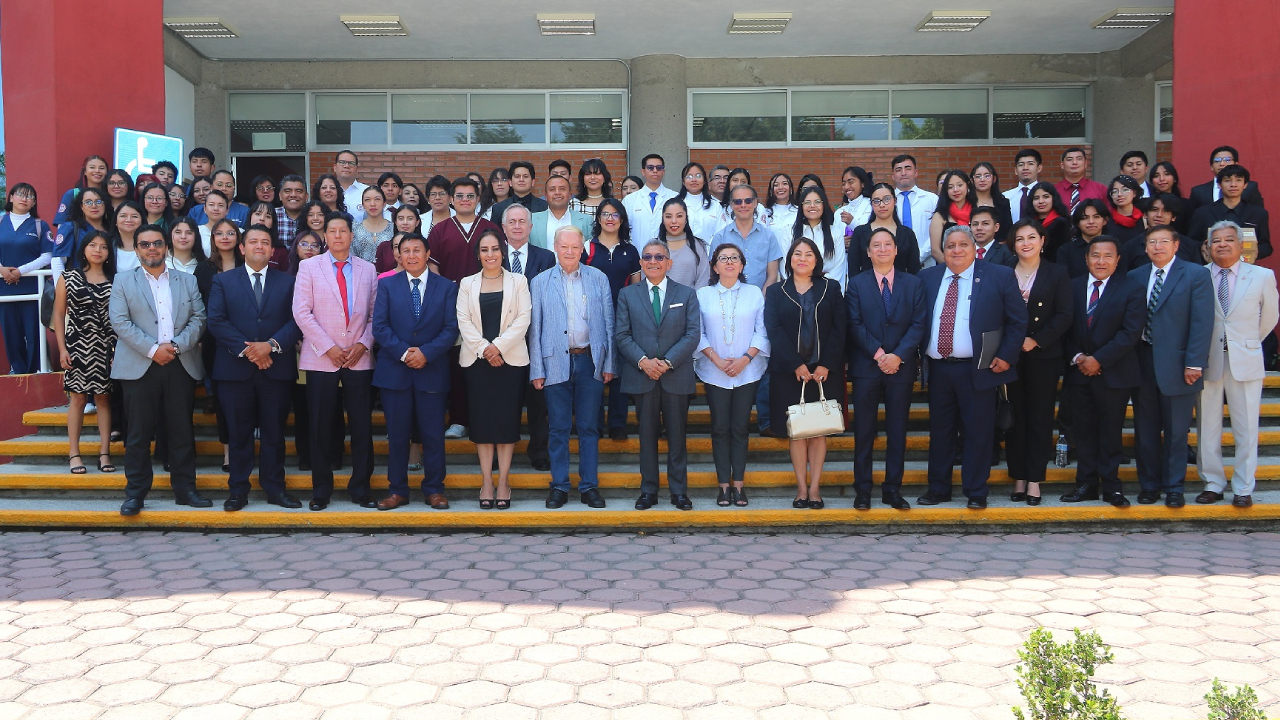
[977,246,986,260]
[938,274,960,357]
[335,261,350,325]
[1087,280,1101,328]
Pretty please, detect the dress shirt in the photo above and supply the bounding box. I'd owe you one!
[165,255,199,274]
[926,263,975,360]
[244,263,267,287]
[144,268,175,359]
[894,186,938,266]
[790,222,849,292]
[1139,181,1151,200]
[546,208,573,243]
[562,266,591,349]
[1003,183,1036,224]
[694,282,770,388]
[622,184,678,246]
[1055,178,1110,210]
[331,253,355,314]
[711,220,782,291]
[644,277,669,312]
[1071,273,1112,364]
[1213,261,1240,308]
[874,267,895,293]
[342,180,369,222]
[1146,257,1175,304]
[975,240,1000,260]
[508,244,529,276]
[399,269,429,362]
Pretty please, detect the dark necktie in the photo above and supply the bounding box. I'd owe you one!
[411,278,422,318]
[652,286,662,324]
[1143,268,1164,343]
[252,272,263,309]
[1070,183,1081,210]
[881,277,892,315]
[937,274,960,357]
[511,249,523,275]
[334,261,350,325]
[1086,280,1101,328]
[1020,186,1031,216]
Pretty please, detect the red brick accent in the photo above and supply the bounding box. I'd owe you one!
[1156,141,1172,163]
[308,150,629,189]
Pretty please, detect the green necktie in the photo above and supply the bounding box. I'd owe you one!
[652,286,662,324]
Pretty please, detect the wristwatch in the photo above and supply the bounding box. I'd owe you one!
[268,339,283,354]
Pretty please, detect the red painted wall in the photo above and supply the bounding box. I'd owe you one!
[0,0,166,208]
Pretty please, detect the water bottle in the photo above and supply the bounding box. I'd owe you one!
[1056,434,1069,467]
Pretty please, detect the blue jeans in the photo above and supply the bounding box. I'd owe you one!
[545,353,604,492]
[755,372,771,430]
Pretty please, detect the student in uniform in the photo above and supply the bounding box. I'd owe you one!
[54,155,109,225]
[52,187,113,279]
[0,184,54,373]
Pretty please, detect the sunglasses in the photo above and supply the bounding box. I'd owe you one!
[136,240,165,250]
[641,253,668,262]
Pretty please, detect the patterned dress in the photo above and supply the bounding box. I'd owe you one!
[61,269,115,395]
[351,220,394,265]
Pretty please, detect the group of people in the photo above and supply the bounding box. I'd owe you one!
[8,141,1275,515]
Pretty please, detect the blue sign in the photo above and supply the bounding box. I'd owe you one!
[114,128,184,183]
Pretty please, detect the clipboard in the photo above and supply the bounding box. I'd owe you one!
[977,328,1002,370]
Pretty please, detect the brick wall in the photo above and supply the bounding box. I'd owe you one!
[308,150,628,189]
[1156,141,1173,163]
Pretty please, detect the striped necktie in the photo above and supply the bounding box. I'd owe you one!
[1086,280,1101,328]
[1143,268,1164,343]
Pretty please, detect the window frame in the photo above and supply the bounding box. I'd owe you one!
[1155,81,1173,142]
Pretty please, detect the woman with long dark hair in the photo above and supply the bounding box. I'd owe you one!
[54,155,109,224]
[111,201,144,275]
[0,183,53,373]
[657,198,709,288]
[1025,182,1073,259]
[572,158,613,216]
[970,161,1014,243]
[52,187,112,279]
[378,205,422,273]
[929,170,977,263]
[103,170,135,215]
[675,162,719,240]
[312,174,347,216]
[764,173,797,236]
[788,186,848,291]
[838,166,873,231]
[165,217,207,275]
[481,168,511,221]
[250,175,278,206]
[139,183,176,231]
[195,219,244,473]
[848,183,922,276]
[1106,175,1147,244]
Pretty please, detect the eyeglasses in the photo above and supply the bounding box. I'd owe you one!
[870,197,894,207]
[136,240,165,250]
[644,165,664,172]
[801,200,825,208]
[710,174,729,181]
[1146,239,1175,247]
[335,159,357,167]
[641,253,668,261]
[716,255,742,263]
[10,192,34,200]
[296,242,320,251]
[1213,156,1236,164]
[685,173,704,181]
[454,193,478,201]
[428,191,449,199]
[731,198,755,206]
[971,173,993,181]
[598,212,620,221]
[107,180,128,188]
[1110,187,1133,196]
[258,185,276,192]
[82,200,104,207]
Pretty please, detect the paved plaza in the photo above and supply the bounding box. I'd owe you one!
[0,530,1276,719]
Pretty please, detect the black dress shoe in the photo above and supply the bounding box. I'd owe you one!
[1165,492,1185,508]
[853,494,871,510]
[609,427,628,441]
[1195,491,1224,504]
[351,495,379,509]
[883,495,911,510]
[308,498,329,511]
[1104,493,1131,508]
[1026,494,1042,506]
[1137,490,1162,504]
[267,493,303,509]
[1187,447,1197,464]
[792,497,809,509]
[545,489,569,509]
[967,497,988,510]
[531,458,551,472]
[916,493,952,506]
[635,492,658,510]
[1009,492,1028,502]
[580,488,606,509]
[120,498,143,516]
[177,491,213,508]
[1059,485,1099,503]
[222,464,231,473]
[671,494,693,511]
[223,495,248,512]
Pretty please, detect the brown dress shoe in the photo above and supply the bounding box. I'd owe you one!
[427,493,450,510]
[376,494,409,511]
[1195,490,1224,504]
[1233,495,1253,508]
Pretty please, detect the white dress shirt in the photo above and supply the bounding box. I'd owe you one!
[342,180,369,222]
[1072,273,1112,364]
[144,268,175,359]
[1004,183,1036,224]
[546,208,572,242]
[1147,256,1176,303]
[622,184,678,245]
[787,222,849,292]
[694,282,770,388]
[927,263,975,359]
[508,244,530,275]
[400,269,429,362]
[894,186,938,267]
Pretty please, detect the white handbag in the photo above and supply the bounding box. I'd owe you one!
[785,380,845,439]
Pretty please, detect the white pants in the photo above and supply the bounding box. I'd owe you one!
[1198,373,1263,496]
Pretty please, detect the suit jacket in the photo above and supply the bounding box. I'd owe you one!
[974,240,1016,268]
[1121,232,1203,271]
[1188,200,1272,262]
[456,270,532,368]
[207,267,300,382]
[528,263,615,385]
[504,242,556,280]
[1204,262,1280,383]
[489,194,548,223]
[920,260,1027,390]
[1056,236,1132,279]
[846,269,927,383]
[1189,180,1264,213]
[1021,261,1074,359]
[764,277,847,375]
[1127,259,1215,396]
[1063,275,1145,388]
[371,272,459,392]
[529,209,595,250]
[292,252,377,372]
[615,279,701,395]
[108,266,206,381]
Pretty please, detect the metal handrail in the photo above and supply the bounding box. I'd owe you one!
[0,268,53,373]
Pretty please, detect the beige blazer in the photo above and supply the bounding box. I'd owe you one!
[1205,261,1280,383]
[456,269,532,367]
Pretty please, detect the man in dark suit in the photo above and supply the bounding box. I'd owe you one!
[1187,145,1265,213]
[1127,225,1214,507]
[207,225,303,511]
[1188,165,1271,262]
[971,208,1016,268]
[846,228,927,510]
[372,233,460,510]
[919,225,1027,509]
[1060,236,1146,507]
[501,204,556,471]
[615,239,702,511]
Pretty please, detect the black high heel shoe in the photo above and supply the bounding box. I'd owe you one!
[717,487,731,507]
[1026,483,1042,506]
[733,486,748,507]
[792,496,809,509]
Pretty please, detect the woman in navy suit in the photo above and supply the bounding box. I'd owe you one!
[0,184,54,374]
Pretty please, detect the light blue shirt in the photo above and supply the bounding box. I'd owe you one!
[927,263,975,359]
[712,220,782,291]
[330,253,355,313]
[694,282,770,389]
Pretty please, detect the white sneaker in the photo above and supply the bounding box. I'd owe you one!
[83,403,97,415]
[445,424,467,439]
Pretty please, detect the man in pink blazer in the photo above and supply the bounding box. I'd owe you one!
[292,213,379,511]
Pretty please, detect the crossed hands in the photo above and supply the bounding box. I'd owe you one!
[324,343,368,369]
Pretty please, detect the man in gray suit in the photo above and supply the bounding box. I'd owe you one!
[616,239,702,510]
[529,226,615,509]
[1127,224,1214,508]
[109,224,208,516]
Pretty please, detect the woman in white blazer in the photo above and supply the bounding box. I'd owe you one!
[456,229,533,509]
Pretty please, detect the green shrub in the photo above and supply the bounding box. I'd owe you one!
[1205,678,1267,720]
[1012,627,1124,720]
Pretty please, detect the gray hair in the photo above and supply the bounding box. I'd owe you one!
[942,225,975,246]
[502,203,532,224]
[1208,220,1242,242]
[553,224,586,248]
[642,239,669,255]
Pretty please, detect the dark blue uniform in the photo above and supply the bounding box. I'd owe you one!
[0,214,54,373]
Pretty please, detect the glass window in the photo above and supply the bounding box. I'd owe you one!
[551,93,624,144]
[993,87,1086,139]
[1157,83,1173,137]
[229,93,306,153]
[891,88,988,141]
[470,94,546,144]
[692,91,786,143]
[315,94,387,146]
[791,90,889,142]
[392,94,468,145]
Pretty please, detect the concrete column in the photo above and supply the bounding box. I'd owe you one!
[628,55,688,179]
[1090,76,1155,185]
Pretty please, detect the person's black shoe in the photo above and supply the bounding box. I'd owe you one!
[1137,490,1161,504]
[853,494,871,510]
[609,427,628,441]
[952,452,963,467]
[298,459,311,472]
[1187,447,1197,464]
[758,426,778,438]
[267,493,303,509]
[883,494,911,510]
[531,457,551,472]
[635,492,658,510]
[545,489,569,509]
[223,495,248,512]
[579,488,606,509]
[1026,494,1042,506]
[1059,485,1099,503]
[163,462,171,472]
[671,494,693,511]
[351,495,378,509]
[916,493,952,506]
[176,491,213,508]
[1010,491,1028,502]
[967,497,988,510]
[1165,492,1185,508]
[120,498,143,516]
[309,498,329,511]
[1104,492,1131,508]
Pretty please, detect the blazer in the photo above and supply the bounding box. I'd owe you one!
[1127,259,1215,396]
[108,266,206,381]
[528,263,615,385]
[1063,274,1146,388]
[1188,180,1264,213]
[975,240,1017,268]
[1187,201,1272,262]
[456,270,532,368]
[1121,232,1203,271]
[371,272,460,392]
[615,279,701,395]
[206,267,301,382]
[292,252,378,372]
[529,209,595,250]
[764,276,847,375]
[1019,261,1073,359]
[1204,262,1280,383]
[848,223,922,276]
[505,242,556,280]
[1056,235,1131,279]
[919,260,1028,391]
[846,269,927,384]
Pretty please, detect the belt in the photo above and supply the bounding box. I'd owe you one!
[934,356,971,364]
[568,347,590,355]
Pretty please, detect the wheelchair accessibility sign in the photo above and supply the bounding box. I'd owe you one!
[114,128,184,183]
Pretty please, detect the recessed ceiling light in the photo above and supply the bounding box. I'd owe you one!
[536,13,596,35]
[1093,7,1173,29]
[164,17,238,39]
[916,11,991,32]
[728,13,791,35]
[340,15,408,37]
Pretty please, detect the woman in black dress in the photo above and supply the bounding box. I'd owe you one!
[849,183,922,276]
[194,219,243,472]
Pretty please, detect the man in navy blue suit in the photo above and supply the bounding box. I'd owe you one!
[1127,225,1214,507]
[918,225,1027,509]
[372,233,460,510]
[846,228,928,510]
[207,225,302,511]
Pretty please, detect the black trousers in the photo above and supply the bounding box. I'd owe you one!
[851,375,913,498]
[220,374,292,498]
[1005,354,1063,483]
[447,346,469,427]
[635,385,690,496]
[306,368,374,500]
[1134,344,1196,494]
[925,360,996,500]
[1070,380,1129,495]
[524,367,549,464]
[705,382,758,485]
[291,382,345,467]
[122,362,198,501]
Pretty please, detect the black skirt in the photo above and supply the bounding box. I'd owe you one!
[465,362,525,444]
